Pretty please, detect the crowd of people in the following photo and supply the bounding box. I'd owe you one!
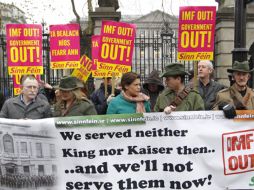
[0,60,253,119]
[0,174,56,188]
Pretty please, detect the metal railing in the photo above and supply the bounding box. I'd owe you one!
[0,30,193,97]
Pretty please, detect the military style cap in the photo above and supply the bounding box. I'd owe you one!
[227,61,254,73]
[160,63,190,77]
[57,76,82,91]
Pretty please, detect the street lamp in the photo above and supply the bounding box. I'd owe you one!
[160,22,174,38]
[160,22,174,70]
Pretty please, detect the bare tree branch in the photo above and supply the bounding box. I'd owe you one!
[70,0,80,25]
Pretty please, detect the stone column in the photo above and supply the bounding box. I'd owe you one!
[215,6,234,86]
[215,0,254,86]
[89,7,121,35]
[89,7,121,89]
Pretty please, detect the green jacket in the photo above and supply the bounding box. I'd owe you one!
[107,93,151,114]
[213,83,254,110]
[54,98,97,117]
[154,88,205,112]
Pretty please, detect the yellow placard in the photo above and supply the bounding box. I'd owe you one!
[14,88,21,96]
[97,62,131,73]
[50,61,80,69]
[71,68,91,82]
[177,52,213,61]
[92,70,123,78]
[8,66,43,75]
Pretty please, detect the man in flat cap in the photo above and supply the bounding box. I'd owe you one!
[213,61,254,110]
[154,63,204,114]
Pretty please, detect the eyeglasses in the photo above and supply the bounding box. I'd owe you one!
[23,86,39,90]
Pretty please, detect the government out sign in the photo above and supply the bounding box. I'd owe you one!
[178,6,216,61]
[0,111,253,190]
[6,24,43,75]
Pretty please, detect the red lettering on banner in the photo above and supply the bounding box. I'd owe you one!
[228,154,254,171]
[227,134,253,152]
[223,130,254,175]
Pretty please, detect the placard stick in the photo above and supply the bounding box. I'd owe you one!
[111,72,115,95]
[104,77,108,98]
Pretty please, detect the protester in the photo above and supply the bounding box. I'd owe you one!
[91,77,120,114]
[38,80,56,104]
[213,60,254,111]
[0,75,52,119]
[106,77,122,105]
[107,72,150,114]
[154,63,204,114]
[188,69,194,82]
[142,70,164,111]
[76,79,89,98]
[197,60,225,110]
[53,76,97,117]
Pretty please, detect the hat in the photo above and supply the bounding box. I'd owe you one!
[143,70,164,91]
[57,76,81,91]
[160,63,190,77]
[227,61,253,73]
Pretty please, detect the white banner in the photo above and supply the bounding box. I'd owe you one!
[0,111,253,190]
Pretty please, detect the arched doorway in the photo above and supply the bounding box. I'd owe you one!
[4,163,18,175]
[3,134,14,153]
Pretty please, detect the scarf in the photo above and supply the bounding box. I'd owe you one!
[230,84,254,110]
[121,91,150,113]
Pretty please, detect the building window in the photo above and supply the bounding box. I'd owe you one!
[3,134,14,153]
[38,165,44,176]
[52,165,57,174]
[23,166,30,175]
[20,142,27,154]
[36,143,43,158]
[50,144,56,158]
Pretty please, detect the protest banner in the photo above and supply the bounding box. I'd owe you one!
[71,55,93,82]
[6,24,43,75]
[97,21,135,76]
[178,6,216,61]
[92,35,100,70]
[50,24,80,69]
[13,74,22,95]
[0,111,253,190]
[92,35,122,78]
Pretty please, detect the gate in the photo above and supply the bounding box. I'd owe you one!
[132,29,193,83]
[0,29,193,98]
[0,33,63,98]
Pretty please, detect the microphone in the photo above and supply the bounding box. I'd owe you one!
[218,102,236,119]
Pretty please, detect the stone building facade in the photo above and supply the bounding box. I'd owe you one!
[0,123,58,176]
[0,2,26,34]
[215,0,254,86]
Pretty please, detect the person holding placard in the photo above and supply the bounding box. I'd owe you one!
[91,77,120,115]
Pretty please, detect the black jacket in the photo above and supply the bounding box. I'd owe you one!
[90,83,120,114]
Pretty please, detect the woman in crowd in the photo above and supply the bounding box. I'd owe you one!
[107,72,150,114]
[53,76,97,117]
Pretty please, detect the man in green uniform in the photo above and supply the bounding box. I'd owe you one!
[154,63,205,114]
[213,61,254,110]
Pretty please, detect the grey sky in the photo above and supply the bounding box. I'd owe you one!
[1,0,218,24]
